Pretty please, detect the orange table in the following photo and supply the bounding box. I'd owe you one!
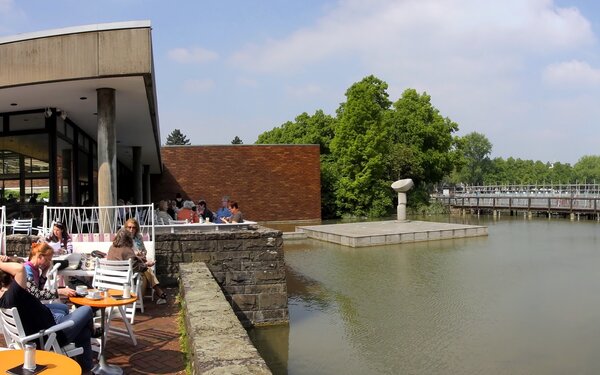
[0,349,81,374]
[70,289,137,375]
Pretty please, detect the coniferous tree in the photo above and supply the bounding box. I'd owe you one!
[165,129,191,145]
[231,136,243,144]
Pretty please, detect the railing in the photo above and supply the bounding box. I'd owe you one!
[42,204,155,260]
[0,206,5,255]
[435,195,600,214]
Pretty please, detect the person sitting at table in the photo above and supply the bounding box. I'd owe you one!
[167,200,177,220]
[197,199,214,223]
[221,200,244,223]
[25,242,76,304]
[108,228,167,305]
[156,200,172,225]
[214,196,232,223]
[44,220,73,254]
[176,200,198,223]
[0,255,96,373]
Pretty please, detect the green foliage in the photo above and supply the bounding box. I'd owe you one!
[456,132,492,185]
[256,75,461,218]
[165,129,191,145]
[573,155,600,183]
[331,75,392,217]
[256,110,336,154]
[231,136,243,144]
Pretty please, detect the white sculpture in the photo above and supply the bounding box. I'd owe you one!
[391,179,414,222]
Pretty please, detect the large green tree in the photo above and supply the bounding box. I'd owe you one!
[457,132,492,185]
[165,129,191,145]
[330,75,392,217]
[573,155,600,183]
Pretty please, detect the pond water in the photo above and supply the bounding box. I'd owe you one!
[249,215,600,374]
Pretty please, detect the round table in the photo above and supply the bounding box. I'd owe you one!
[0,349,81,374]
[70,289,137,375]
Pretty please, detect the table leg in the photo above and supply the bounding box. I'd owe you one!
[92,307,122,375]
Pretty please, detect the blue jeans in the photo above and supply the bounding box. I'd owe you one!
[54,305,93,372]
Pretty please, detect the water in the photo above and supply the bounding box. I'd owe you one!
[249,215,600,374]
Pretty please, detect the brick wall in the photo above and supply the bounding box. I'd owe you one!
[151,145,321,222]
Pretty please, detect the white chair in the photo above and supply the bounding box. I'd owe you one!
[12,219,33,235]
[41,262,63,304]
[92,258,137,345]
[0,307,83,358]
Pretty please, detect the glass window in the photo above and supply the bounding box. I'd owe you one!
[10,112,45,131]
[56,138,72,205]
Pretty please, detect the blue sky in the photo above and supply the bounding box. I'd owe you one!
[2,0,600,165]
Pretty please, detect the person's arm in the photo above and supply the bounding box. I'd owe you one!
[0,255,26,289]
[65,235,73,254]
[26,276,58,300]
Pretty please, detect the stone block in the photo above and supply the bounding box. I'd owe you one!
[255,269,286,282]
[245,284,287,294]
[231,294,257,310]
[258,293,287,310]
[226,271,254,285]
[252,249,281,262]
[241,260,281,271]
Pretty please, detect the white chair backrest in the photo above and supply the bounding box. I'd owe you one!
[0,307,24,349]
[92,258,133,292]
[12,219,33,235]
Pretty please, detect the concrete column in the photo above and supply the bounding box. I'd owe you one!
[97,88,116,207]
[133,146,143,205]
[143,165,151,204]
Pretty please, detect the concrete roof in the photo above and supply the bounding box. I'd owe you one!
[0,21,162,173]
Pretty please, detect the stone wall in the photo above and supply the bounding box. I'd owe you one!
[179,263,272,374]
[155,226,288,327]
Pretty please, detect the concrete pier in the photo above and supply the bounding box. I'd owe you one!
[297,220,487,248]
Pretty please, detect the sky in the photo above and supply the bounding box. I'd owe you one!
[1,0,600,165]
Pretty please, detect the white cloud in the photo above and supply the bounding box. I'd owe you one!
[168,47,218,64]
[182,79,215,93]
[542,60,600,87]
[230,0,594,73]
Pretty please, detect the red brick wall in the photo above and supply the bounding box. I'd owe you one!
[151,145,321,222]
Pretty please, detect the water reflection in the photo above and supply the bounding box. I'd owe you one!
[253,216,600,374]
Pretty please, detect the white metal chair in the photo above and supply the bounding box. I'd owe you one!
[11,219,33,235]
[0,307,83,358]
[92,258,137,345]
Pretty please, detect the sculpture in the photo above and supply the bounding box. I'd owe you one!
[391,179,414,222]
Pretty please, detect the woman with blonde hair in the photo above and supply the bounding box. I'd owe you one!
[110,224,167,305]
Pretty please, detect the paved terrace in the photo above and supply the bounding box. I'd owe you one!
[0,288,186,375]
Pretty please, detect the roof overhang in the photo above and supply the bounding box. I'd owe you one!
[0,21,162,173]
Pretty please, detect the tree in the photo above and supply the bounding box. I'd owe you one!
[573,155,600,183]
[231,136,243,144]
[256,110,335,154]
[457,132,492,185]
[331,75,392,217]
[165,129,191,145]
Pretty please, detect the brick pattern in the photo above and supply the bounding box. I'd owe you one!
[151,145,321,222]
[155,227,288,326]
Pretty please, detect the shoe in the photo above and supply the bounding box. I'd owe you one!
[91,327,104,338]
[156,298,167,305]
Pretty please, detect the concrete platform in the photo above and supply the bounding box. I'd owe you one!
[297,220,488,247]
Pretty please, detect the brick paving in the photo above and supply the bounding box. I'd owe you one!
[1,287,187,375]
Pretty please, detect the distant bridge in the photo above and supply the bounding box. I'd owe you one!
[433,184,600,219]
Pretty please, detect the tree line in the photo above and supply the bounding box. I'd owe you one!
[256,75,600,219]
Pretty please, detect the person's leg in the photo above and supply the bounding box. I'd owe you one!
[146,269,166,301]
[48,302,70,323]
[55,305,94,372]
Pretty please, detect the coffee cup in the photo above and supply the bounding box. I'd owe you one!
[89,290,101,299]
[76,285,87,296]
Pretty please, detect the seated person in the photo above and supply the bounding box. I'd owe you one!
[108,227,167,305]
[156,200,173,225]
[221,200,244,223]
[197,200,214,223]
[44,221,73,254]
[214,196,232,223]
[25,243,76,305]
[0,255,96,373]
[176,200,198,223]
